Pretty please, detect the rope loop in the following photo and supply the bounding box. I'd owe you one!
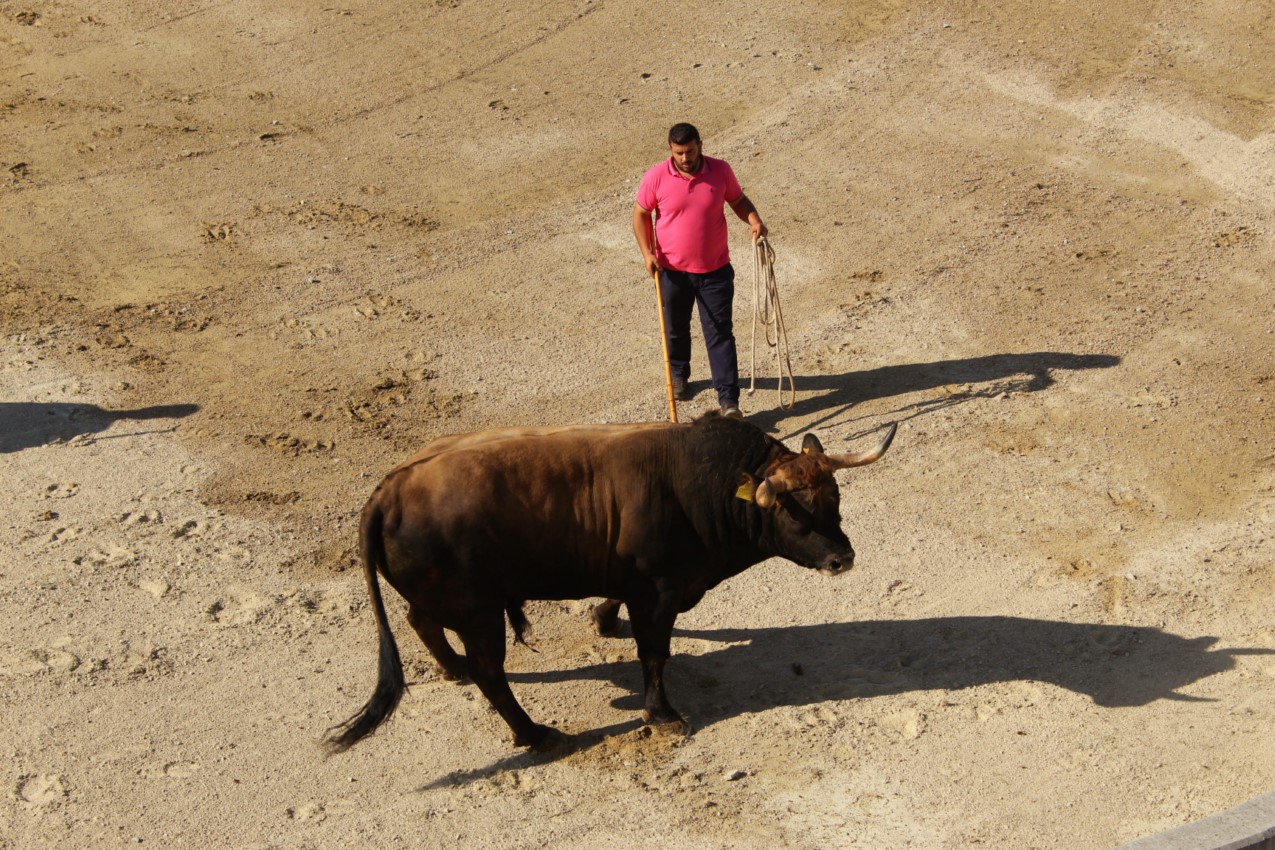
[747,235,796,410]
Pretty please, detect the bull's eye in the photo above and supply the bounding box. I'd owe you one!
[781,497,815,534]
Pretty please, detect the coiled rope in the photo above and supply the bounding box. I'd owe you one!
[747,235,796,410]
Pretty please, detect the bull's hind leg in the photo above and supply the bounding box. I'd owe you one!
[456,610,560,750]
[406,605,468,682]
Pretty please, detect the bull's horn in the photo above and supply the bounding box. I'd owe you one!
[826,422,897,469]
[749,471,800,504]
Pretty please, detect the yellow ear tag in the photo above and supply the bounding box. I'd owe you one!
[735,479,756,502]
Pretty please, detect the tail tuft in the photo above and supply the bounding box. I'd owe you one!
[323,622,405,754]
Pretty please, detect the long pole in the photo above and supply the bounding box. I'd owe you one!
[651,265,679,422]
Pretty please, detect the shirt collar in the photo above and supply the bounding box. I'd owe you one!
[666,156,710,179]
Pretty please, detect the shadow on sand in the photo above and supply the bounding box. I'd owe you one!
[745,351,1120,437]
[0,401,200,454]
[421,614,1267,788]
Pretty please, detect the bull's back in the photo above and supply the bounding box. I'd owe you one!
[389,421,678,477]
[375,424,681,600]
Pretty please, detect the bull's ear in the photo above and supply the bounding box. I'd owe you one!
[801,434,825,455]
[736,472,779,508]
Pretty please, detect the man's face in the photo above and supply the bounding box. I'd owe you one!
[669,140,702,175]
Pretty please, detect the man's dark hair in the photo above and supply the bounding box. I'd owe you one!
[668,123,701,145]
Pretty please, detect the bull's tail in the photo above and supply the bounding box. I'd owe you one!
[323,498,405,754]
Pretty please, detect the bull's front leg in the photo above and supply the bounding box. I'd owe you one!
[627,588,690,734]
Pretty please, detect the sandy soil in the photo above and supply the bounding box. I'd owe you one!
[2,1,1273,847]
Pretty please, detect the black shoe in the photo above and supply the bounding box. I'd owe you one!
[720,403,743,419]
[671,378,690,401]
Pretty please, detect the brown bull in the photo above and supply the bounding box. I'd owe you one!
[326,412,896,751]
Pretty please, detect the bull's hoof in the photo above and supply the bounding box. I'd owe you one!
[591,603,621,637]
[515,724,568,752]
[435,662,470,684]
[641,711,692,737]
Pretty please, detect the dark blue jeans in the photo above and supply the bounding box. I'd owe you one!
[659,263,739,406]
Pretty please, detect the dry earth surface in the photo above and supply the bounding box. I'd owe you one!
[2,1,1274,848]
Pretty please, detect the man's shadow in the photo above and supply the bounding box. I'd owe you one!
[424,615,1267,787]
[0,402,200,453]
[745,351,1120,435]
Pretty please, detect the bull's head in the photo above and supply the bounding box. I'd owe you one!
[737,423,897,575]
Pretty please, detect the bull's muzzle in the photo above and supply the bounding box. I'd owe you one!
[818,550,855,576]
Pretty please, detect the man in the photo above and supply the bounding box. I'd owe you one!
[632,122,767,418]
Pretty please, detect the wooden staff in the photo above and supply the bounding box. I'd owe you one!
[651,264,679,423]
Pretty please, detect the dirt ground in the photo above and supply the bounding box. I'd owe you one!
[2,1,1273,847]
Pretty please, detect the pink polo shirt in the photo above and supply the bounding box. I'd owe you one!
[636,155,743,274]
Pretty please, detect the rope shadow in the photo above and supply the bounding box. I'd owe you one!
[0,402,200,453]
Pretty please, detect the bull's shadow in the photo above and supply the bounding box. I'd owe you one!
[744,351,1120,435]
[519,614,1263,736]
[0,402,200,453]
[424,615,1261,788]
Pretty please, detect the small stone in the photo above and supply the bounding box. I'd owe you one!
[724,769,748,781]
[140,580,170,599]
